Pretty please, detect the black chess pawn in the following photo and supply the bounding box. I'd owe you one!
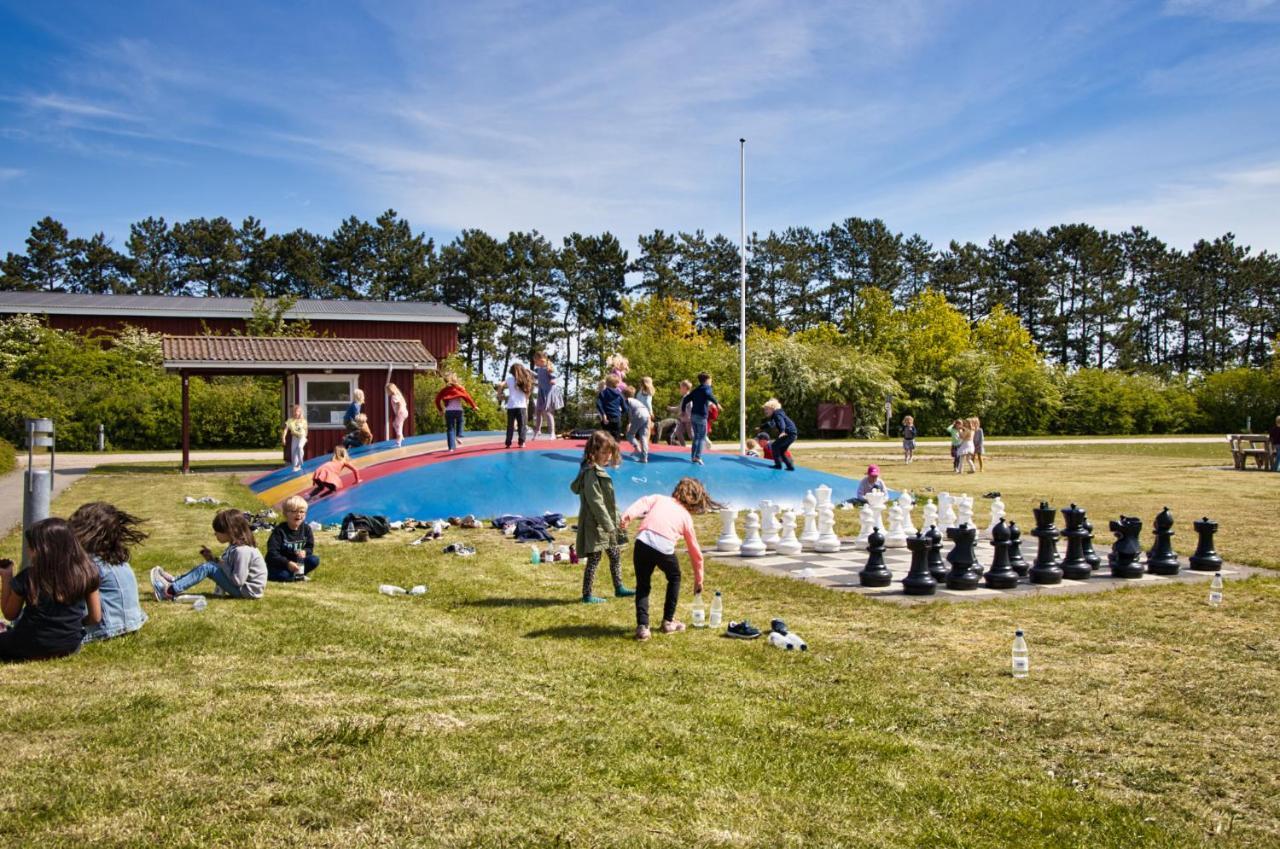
[859,527,893,587]
[902,531,938,595]
[1007,521,1028,576]
[1108,515,1144,579]
[926,524,947,582]
[984,518,1019,589]
[1029,501,1063,585]
[945,523,981,590]
[1081,517,1102,571]
[1145,507,1180,576]
[1059,503,1091,581]
[1189,517,1223,572]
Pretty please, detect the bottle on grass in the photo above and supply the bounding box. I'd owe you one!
[1208,573,1223,606]
[1012,628,1029,678]
[691,593,706,628]
[709,590,724,628]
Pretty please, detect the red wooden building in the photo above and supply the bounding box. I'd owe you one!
[0,293,466,469]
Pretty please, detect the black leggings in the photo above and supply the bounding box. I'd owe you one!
[771,433,797,469]
[308,481,337,499]
[506,408,526,447]
[634,539,681,627]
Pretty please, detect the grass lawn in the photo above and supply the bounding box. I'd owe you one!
[2,442,1278,848]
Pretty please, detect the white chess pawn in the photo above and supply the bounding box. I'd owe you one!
[800,491,820,549]
[885,503,908,548]
[898,491,917,536]
[922,499,939,531]
[853,503,875,550]
[739,511,766,557]
[776,510,803,556]
[982,497,1006,540]
[716,507,741,552]
[956,493,974,529]
[814,484,832,508]
[814,503,841,553]
[759,500,781,551]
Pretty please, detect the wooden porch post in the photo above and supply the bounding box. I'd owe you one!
[181,370,191,474]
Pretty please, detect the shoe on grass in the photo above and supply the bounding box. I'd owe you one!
[660,619,686,634]
[582,595,607,604]
[725,620,762,639]
[149,567,173,602]
[614,585,636,598]
[635,626,651,641]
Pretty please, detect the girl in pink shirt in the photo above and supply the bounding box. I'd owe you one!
[620,477,719,641]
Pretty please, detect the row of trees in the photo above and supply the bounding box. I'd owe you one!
[4,213,1278,382]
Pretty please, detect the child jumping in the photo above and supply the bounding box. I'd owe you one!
[569,431,634,603]
[0,518,102,662]
[150,509,266,601]
[901,415,917,464]
[620,478,717,641]
[387,383,409,447]
[759,398,798,471]
[68,502,148,644]
[282,404,308,471]
[266,496,319,582]
[433,372,479,451]
[623,385,651,462]
[532,351,560,440]
[597,373,625,442]
[501,363,535,448]
[308,445,361,500]
[681,373,719,465]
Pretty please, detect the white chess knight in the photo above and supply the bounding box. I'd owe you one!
[759,500,781,551]
[983,497,1006,540]
[776,510,803,556]
[956,493,974,529]
[800,491,820,549]
[922,499,939,532]
[938,491,957,529]
[716,507,741,552]
[898,491,917,535]
[864,489,888,537]
[884,503,908,548]
[739,510,767,557]
[853,502,875,549]
[814,502,841,553]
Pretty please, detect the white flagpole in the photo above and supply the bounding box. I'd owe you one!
[738,138,747,456]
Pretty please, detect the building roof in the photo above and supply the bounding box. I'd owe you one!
[0,292,467,324]
[162,336,437,371]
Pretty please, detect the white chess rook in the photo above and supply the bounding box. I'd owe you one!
[776,510,803,556]
[739,510,767,557]
[716,508,741,552]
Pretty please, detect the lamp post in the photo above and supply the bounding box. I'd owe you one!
[23,418,55,568]
[738,138,747,455]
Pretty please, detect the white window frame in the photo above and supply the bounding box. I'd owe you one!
[299,373,359,430]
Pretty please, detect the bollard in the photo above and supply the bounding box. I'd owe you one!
[97,423,105,452]
[22,419,55,569]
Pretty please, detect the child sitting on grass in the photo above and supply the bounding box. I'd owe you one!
[266,496,319,582]
[150,509,266,601]
[0,518,102,662]
[620,478,718,641]
[569,431,634,603]
[68,502,149,644]
[309,445,361,500]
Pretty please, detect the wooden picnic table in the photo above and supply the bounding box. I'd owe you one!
[1228,433,1276,470]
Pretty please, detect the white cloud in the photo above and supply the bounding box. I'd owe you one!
[0,168,24,182]
[24,94,138,121]
[1163,0,1280,21]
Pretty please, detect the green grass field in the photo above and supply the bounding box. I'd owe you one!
[2,443,1278,848]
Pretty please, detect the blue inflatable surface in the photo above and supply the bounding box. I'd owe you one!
[298,446,863,524]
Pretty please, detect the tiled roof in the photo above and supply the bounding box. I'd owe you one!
[162,336,437,370]
[0,292,467,324]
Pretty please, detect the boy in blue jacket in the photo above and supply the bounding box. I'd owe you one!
[597,373,625,442]
[759,398,798,471]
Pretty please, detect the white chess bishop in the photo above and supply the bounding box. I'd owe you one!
[776,510,803,556]
[884,502,908,548]
[739,510,766,557]
[716,507,741,552]
[800,491,820,549]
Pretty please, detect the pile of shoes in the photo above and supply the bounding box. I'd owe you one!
[442,543,476,557]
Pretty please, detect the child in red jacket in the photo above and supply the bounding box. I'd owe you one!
[434,374,479,451]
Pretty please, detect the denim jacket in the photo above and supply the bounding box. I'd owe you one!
[83,557,148,643]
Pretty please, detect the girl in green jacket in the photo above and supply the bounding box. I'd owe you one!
[570,431,635,604]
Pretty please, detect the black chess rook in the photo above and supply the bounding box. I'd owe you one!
[1188,517,1223,572]
[1029,501,1063,585]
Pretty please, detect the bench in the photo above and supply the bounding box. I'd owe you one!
[1228,433,1275,470]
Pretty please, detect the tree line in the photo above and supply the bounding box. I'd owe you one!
[3,212,1277,383]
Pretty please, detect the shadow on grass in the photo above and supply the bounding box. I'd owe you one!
[464,597,577,609]
[523,624,630,640]
[90,462,278,475]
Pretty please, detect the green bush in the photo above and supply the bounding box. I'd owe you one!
[1193,368,1280,433]
[0,378,72,448]
[414,357,506,435]
[0,438,14,473]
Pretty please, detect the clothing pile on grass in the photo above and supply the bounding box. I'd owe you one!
[491,512,567,542]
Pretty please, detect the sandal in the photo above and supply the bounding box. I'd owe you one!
[660,619,686,634]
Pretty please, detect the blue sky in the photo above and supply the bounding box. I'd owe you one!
[1,0,1278,257]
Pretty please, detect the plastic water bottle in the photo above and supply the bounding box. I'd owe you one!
[379,584,407,596]
[191,597,207,612]
[408,585,427,596]
[530,546,541,565]
[768,631,793,650]
[785,632,807,651]
[1208,573,1223,606]
[709,590,723,628]
[1012,629,1029,678]
[691,593,706,628]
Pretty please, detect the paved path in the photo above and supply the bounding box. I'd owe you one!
[3,451,279,536]
[792,436,1224,449]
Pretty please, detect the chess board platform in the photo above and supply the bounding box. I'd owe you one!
[712,538,1262,605]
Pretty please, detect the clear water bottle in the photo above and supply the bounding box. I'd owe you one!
[768,631,793,650]
[1012,628,1029,678]
[1208,573,1223,606]
[379,584,407,596]
[691,593,706,628]
[709,591,723,628]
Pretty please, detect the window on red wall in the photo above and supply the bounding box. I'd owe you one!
[300,374,357,428]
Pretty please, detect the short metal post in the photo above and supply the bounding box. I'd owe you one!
[22,419,55,569]
[97,423,106,452]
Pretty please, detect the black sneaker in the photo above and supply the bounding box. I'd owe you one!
[770,618,788,636]
[726,620,761,640]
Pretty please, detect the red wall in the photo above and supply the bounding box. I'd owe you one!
[43,315,459,360]
[283,368,418,462]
